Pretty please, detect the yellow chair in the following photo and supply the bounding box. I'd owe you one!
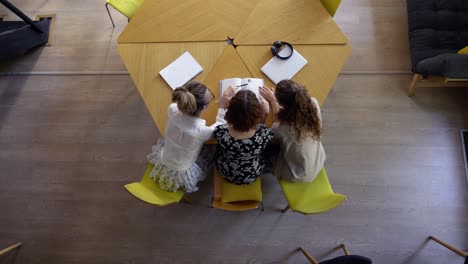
[320,0,342,17]
[298,244,372,264]
[458,46,468,55]
[124,164,190,206]
[211,170,263,211]
[279,168,346,214]
[105,0,144,27]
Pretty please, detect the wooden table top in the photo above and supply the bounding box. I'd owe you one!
[236,44,352,106]
[234,0,348,45]
[118,42,227,136]
[117,0,347,45]
[117,0,351,136]
[118,0,260,43]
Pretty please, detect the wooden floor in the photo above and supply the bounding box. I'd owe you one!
[1,1,467,264]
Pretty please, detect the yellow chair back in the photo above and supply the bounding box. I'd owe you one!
[279,168,346,214]
[458,46,468,54]
[124,164,185,206]
[106,0,144,19]
[211,170,262,211]
[320,0,342,17]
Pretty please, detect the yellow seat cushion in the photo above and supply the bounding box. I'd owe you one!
[279,168,346,214]
[124,164,184,206]
[106,0,144,19]
[221,177,262,203]
[458,46,468,55]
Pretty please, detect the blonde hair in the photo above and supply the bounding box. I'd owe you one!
[172,81,209,116]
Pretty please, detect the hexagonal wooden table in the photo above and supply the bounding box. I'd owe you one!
[118,0,351,136]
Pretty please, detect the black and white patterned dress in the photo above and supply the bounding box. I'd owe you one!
[214,124,274,185]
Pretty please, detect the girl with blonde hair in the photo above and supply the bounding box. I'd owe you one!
[148,81,230,192]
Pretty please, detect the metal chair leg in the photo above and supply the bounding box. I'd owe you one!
[281,204,290,213]
[0,242,22,257]
[428,236,468,257]
[105,3,115,28]
[298,247,319,264]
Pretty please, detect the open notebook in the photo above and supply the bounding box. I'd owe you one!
[261,48,308,84]
[159,51,203,90]
[219,78,264,103]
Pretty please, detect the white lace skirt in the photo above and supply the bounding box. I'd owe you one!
[147,139,214,193]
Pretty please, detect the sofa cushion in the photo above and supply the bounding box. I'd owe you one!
[415,54,468,78]
[407,0,468,77]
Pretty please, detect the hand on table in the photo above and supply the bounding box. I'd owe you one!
[260,85,280,116]
[259,86,276,104]
[260,96,270,115]
[221,85,237,109]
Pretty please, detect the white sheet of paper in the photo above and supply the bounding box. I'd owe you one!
[159,51,203,90]
[261,48,308,84]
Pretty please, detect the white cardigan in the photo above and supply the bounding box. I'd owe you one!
[161,103,226,171]
[272,97,326,182]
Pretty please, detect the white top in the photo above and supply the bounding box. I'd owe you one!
[161,103,226,171]
[272,97,326,182]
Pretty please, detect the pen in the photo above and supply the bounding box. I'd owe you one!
[235,83,249,87]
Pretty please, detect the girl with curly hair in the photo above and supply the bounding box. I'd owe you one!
[260,80,325,182]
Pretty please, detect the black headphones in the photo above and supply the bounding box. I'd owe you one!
[271,41,294,60]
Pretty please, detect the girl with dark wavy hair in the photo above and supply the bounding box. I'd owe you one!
[260,80,325,182]
[213,90,273,185]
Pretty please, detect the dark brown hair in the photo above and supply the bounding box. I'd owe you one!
[225,90,264,132]
[172,81,209,116]
[275,80,322,141]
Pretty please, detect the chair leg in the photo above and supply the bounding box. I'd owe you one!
[260,201,264,211]
[182,195,192,204]
[281,205,290,213]
[298,247,319,264]
[341,244,350,255]
[428,236,468,257]
[408,74,420,97]
[105,3,115,28]
[0,242,22,257]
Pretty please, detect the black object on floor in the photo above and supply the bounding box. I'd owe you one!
[0,0,51,60]
[461,129,468,184]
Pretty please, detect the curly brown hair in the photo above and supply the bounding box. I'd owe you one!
[275,80,322,141]
[225,90,264,132]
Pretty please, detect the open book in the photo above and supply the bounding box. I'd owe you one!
[219,78,264,101]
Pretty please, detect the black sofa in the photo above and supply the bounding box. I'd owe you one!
[407,0,468,95]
